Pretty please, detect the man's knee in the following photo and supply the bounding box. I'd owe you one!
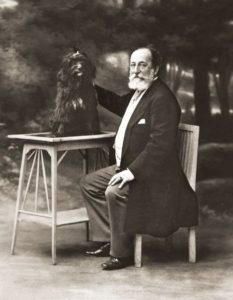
[105,185,126,203]
[105,185,117,200]
[105,184,129,202]
[80,174,92,193]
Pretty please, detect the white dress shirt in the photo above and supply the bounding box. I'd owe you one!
[114,89,147,168]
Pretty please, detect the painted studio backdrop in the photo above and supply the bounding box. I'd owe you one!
[0,0,233,256]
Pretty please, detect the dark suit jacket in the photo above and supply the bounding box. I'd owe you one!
[96,79,198,237]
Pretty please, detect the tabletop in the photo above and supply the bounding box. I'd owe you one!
[8,131,116,144]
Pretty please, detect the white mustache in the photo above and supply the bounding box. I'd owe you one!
[129,74,145,81]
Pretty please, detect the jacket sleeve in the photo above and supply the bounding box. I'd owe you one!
[128,95,181,179]
[95,85,131,117]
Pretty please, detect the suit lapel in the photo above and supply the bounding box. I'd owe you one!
[129,79,161,126]
[120,85,153,162]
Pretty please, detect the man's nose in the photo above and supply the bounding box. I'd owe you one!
[133,70,141,77]
[131,65,140,74]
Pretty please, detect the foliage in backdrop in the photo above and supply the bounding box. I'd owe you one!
[0,0,233,140]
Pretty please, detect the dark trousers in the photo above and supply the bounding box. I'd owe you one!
[80,165,134,257]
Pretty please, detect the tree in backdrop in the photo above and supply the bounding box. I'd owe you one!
[137,0,233,131]
[0,0,232,139]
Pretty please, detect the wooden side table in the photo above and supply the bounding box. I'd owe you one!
[8,132,115,264]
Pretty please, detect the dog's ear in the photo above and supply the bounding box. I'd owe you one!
[57,69,68,84]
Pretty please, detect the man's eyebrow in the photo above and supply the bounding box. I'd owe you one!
[130,61,148,64]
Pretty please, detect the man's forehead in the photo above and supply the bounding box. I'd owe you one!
[130,48,152,63]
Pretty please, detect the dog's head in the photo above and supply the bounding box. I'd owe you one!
[57,49,96,90]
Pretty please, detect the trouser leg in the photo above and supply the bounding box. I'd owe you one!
[105,184,134,258]
[80,165,115,242]
[80,164,134,257]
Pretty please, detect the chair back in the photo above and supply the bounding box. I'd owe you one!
[177,123,200,191]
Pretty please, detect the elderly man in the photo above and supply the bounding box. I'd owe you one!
[80,45,198,270]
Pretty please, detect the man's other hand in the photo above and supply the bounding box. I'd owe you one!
[108,169,134,189]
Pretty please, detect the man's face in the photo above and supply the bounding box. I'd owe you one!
[128,48,157,91]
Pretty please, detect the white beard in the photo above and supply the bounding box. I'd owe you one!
[128,71,155,91]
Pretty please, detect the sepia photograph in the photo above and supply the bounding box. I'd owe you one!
[0,0,233,299]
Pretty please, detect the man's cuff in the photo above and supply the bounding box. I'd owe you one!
[126,168,135,180]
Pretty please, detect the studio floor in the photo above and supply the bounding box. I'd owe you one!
[1,189,233,300]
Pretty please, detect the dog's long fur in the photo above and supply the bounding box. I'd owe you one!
[51,49,100,136]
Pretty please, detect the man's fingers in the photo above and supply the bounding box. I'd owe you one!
[118,179,126,189]
[108,169,134,188]
[108,175,122,186]
[111,177,121,186]
[118,179,128,189]
[109,178,117,186]
[108,174,118,185]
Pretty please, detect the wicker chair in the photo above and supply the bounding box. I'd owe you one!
[134,123,200,267]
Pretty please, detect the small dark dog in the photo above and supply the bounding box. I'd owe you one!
[50,49,100,136]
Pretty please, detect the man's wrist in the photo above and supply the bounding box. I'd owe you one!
[126,168,135,180]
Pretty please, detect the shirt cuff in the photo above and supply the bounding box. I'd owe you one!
[126,168,135,180]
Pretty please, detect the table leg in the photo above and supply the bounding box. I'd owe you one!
[50,147,57,265]
[11,145,28,254]
[34,150,40,212]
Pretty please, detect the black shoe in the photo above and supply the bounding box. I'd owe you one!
[85,242,110,257]
[101,256,134,270]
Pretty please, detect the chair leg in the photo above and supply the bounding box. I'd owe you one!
[134,234,142,268]
[188,227,196,263]
[86,221,90,242]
